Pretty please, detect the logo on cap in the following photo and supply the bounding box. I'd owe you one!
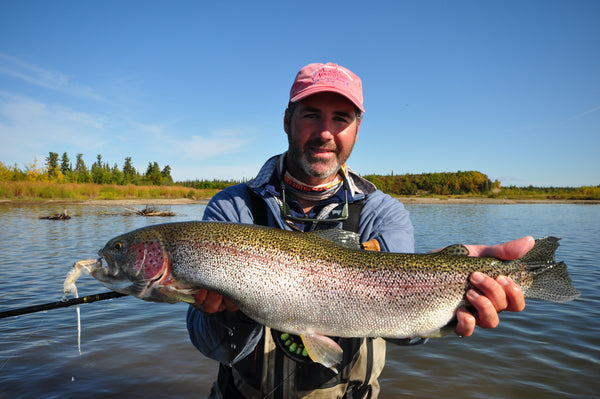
[311,64,353,87]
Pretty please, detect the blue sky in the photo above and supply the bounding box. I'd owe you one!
[1,1,598,187]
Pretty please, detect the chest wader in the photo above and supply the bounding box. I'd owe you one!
[212,188,386,399]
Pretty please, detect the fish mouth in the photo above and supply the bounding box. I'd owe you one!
[96,249,118,274]
[93,250,144,295]
[94,248,174,300]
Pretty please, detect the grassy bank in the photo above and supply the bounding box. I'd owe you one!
[1,181,599,203]
[0,181,219,201]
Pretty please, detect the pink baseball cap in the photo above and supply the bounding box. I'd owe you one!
[289,63,365,113]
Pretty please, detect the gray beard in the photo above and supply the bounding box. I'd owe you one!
[296,155,341,179]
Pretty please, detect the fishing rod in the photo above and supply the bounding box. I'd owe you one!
[0,291,127,319]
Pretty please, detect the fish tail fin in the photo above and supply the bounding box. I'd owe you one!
[513,237,581,303]
[525,261,580,302]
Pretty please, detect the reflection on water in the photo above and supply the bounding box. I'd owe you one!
[0,203,598,398]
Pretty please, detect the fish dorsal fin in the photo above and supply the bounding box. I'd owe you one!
[311,229,362,250]
[438,244,470,256]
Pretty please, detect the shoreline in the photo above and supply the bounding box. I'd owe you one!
[0,198,210,206]
[394,197,600,205]
[1,197,599,206]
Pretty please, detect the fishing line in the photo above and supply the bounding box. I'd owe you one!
[261,362,305,399]
[69,283,85,354]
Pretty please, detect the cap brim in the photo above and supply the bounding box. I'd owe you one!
[290,86,365,113]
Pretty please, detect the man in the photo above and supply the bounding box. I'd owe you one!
[187,62,531,398]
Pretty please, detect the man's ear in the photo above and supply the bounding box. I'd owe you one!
[354,118,361,143]
[283,109,291,134]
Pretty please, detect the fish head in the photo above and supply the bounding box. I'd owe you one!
[93,228,181,303]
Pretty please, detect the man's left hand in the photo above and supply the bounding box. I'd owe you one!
[455,236,534,337]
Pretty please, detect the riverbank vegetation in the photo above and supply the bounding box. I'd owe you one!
[0,181,220,201]
[362,172,600,200]
[1,153,598,201]
[0,152,174,186]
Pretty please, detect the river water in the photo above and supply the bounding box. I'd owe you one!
[0,203,598,398]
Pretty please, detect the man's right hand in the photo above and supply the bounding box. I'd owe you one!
[193,289,239,313]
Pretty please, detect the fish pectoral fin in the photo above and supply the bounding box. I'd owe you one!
[157,286,196,304]
[300,333,343,373]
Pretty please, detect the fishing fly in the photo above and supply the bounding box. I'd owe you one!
[63,258,103,354]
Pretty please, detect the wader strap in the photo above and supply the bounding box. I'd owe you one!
[248,187,269,226]
[351,338,374,399]
[342,199,365,233]
[247,185,366,232]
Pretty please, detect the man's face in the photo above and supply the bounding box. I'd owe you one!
[284,92,361,185]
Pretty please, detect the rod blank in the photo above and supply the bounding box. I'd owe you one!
[0,291,127,319]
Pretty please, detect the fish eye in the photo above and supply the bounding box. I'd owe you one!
[113,241,123,251]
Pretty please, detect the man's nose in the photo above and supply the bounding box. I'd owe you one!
[315,119,336,139]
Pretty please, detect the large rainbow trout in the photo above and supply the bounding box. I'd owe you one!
[83,221,580,369]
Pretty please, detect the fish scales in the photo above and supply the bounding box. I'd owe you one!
[84,221,580,369]
[160,223,468,336]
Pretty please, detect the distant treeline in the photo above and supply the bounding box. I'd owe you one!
[1,154,599,200]
[363,171,599,200]
[363,171,497,196]
[178,179,245,190]
[494,185,600,200]
[0,152,173,186]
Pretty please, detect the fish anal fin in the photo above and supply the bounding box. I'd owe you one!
[420,319,458,338]
[384,337,428,345]
[300,333,343,373]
